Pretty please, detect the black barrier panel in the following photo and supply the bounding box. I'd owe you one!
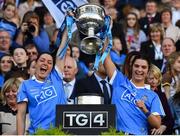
[56,104,115,135]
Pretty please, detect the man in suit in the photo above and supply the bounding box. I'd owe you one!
[74,62,112,104]
[139,0,161,36]
[161,37,176,74]
[63,56,78,104]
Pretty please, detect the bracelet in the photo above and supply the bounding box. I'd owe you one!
[145,111,151,117]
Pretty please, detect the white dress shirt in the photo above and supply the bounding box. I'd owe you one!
[63,78,76,99]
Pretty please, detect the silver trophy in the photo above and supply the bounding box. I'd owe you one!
[75,4,105,55]
[76,93,104,104]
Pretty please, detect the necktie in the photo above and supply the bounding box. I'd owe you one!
[148,16,152,23]
[100,80,110,104]
[162,61,167,74]
[64,83,71,99]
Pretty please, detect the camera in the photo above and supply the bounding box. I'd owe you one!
[27,22,36,33]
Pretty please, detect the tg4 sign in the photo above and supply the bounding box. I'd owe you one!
[56,105,115,135]
[63,111,108,128]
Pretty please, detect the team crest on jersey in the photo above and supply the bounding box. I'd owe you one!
[141,95,148,101]
[35,86,57,104]
[121,89,136,105]
[46,79,52,85]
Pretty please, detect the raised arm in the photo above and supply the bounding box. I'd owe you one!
[55,28,68,73]
[104,55,116,79]
[17,102,27,135]
[103,37,116,79]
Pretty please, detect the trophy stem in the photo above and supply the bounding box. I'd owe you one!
[88,27,95,37]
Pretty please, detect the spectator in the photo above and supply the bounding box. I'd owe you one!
[18,0,42,21]
[124,12,147,52]
[175,19,180,51]
[161,8,180,43]
[103,51,165,134]
[71,46,92,80]
[4,47,29,82]
[141,23,164,69]
[15,11,50,53]
[162,51,180,99]
[0,78,29,135]
[0,29,11,58]
[168,84,180,134]
[27,60,36,78]
[161,37,176,74]
[66,46,71,57]
[171,0,180,26]
[0,2,18,39]
[105,7,127,54]
[43,10,56,41]
[139,0,161,36]
[147,64,174,135]
[0,54,13,89]
[12,47,28,69]
[110,37,126,71]
[63,56,78,104]
[24,43,38,61]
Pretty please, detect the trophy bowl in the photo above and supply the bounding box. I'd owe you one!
[75,4,105,54]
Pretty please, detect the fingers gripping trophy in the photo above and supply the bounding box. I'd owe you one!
[59,4,113,69]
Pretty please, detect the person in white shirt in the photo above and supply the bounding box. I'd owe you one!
[63,56,78,104]
[161,8,180,43]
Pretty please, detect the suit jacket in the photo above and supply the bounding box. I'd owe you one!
[140,40,163,69]
[139,12,161,36]
[74,73,112,104]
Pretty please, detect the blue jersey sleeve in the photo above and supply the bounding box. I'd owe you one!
[17,82,28,103]
[110,70,127,87]
[150,94,165,116]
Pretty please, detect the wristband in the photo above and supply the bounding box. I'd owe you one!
[145,111,151,117]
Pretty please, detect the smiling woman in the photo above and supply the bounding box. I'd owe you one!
[0,54,13,89]
[103,50,165,134]
[0,78,29,135]
[16,27,68,135]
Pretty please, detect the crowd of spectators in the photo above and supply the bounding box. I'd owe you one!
[0,0,179,135]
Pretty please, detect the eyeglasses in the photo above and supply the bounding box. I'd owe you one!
[27,52,38,55]
[0,36,10,40]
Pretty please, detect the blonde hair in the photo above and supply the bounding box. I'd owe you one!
[1,78,21,105]
[148,64,162,85]
[149,23,164,41]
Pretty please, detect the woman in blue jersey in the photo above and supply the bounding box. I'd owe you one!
[16,28,68,134]
[103,51,165,135]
